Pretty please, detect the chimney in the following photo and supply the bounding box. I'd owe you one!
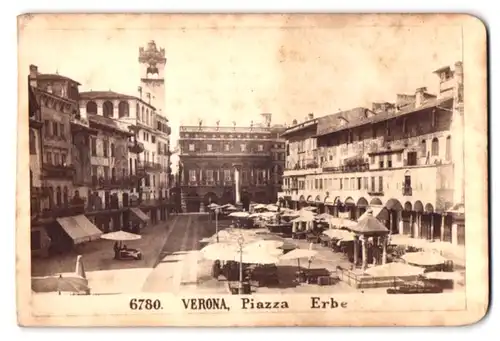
[29,64,38,87]
[261,113,272,127]
[454,61,463,86]
[292,119,298,125]
[415,87,427,107]
[137,86,143,99]
[308,113,314,120]
[146,92,151,104]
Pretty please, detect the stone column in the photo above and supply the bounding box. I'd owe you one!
[372,237,378,266]
[440,214,445,241]
[452,223,458,245]
[382,235,387,265]
[409,213,414,237]
[353,235,359,267]
[430,213,435,241]
[388,210,393,235]
[234,166,241,204]
[361,236,368,270]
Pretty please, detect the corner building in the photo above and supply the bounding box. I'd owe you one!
[177,114,286,212]
[279,62,465,246]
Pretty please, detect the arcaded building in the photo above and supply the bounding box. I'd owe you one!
[176,114,286,212]
[280,62,465,246]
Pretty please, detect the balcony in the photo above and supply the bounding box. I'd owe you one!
[42,164,75,180]
[140,161,162,172]
[128,140,145,154]
[38,203,86,219]
[91,176,135,189]
[402,186,413,196]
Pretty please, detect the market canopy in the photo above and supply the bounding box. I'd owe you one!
[402,251,448,266]
[364,262,425,277]
[56,215,102,245]
[101,230,142,241]
[350,214,389,235]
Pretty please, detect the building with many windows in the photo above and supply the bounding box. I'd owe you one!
[279,62,465,246]
[176,114,286,212]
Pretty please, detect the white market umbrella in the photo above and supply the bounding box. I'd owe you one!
[266,204,279,212]
[207,203,220,209]
[323,229,355,240]
[302,206,317,211]
[244,240,284,252]
[280,248,318,272]
[224,206,238,212]
[423,271,463,281]
[402,251,448,266]
[315,213,334,221]
[281,211,300,218]
[364,262,425,277]
[101,230,142,241]
[200,242,239,261]
[235,251,280,265]
[253,204,267,210]
[291,215,315,223]
[229,211,250,218]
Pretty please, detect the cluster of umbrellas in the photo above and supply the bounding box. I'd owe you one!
[200,228,317,270]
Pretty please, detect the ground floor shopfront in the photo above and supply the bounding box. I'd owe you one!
[30,202,170,258]
[177,186,276,213]
[279,195,465,246]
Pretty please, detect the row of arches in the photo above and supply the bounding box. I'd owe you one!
[85,100,155,124]
[180,190,270,213]
[296,195,437,213]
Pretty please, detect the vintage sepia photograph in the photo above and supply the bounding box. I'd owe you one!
[17,13,488,326]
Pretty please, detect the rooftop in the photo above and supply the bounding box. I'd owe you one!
[80,91,156,110]
[87,114,133,136]
[35,73,81,86]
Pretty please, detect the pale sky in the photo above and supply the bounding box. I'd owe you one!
[19,15,463,152]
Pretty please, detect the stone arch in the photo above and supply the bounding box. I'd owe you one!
[55,186,62,206]
[103,101,113,118]
[414,200,424,212]
[385,198,403,211]
[299,195,306,202]
[357,197,369,208]
[86,101,97,114]
[118,101,129,118]
[63,186,69,205]
[431,137,439,156]
[204,192,218,205]
[425,203,434,213]
[306,195,313,203]
[221,189,234,204]
[254,191,267,204]
[370,197,383,205]
[404,201,412,211]
[344,197,355,205]
[29,129,36,154]
[315,194,322,203]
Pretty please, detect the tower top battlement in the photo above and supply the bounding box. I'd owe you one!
[139,40,167,66]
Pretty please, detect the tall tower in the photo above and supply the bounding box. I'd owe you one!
[138,40,166,115]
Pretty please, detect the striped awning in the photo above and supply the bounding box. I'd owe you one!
[56,215,102,244]
[130,207,150,223]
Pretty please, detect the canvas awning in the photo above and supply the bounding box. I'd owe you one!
[130,207,150,223]
[56,215,103,244]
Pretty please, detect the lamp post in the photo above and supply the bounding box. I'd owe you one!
[215,207,220,243]
[237,235,244,294]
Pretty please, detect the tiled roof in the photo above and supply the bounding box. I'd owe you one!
[314,96,453,138]
[36,73,81,85]
[87,114,132,135]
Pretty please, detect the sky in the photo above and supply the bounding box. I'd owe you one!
[19,14,463,155]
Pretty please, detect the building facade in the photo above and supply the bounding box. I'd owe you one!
[176,114,286,212]
[279,62,465,246]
